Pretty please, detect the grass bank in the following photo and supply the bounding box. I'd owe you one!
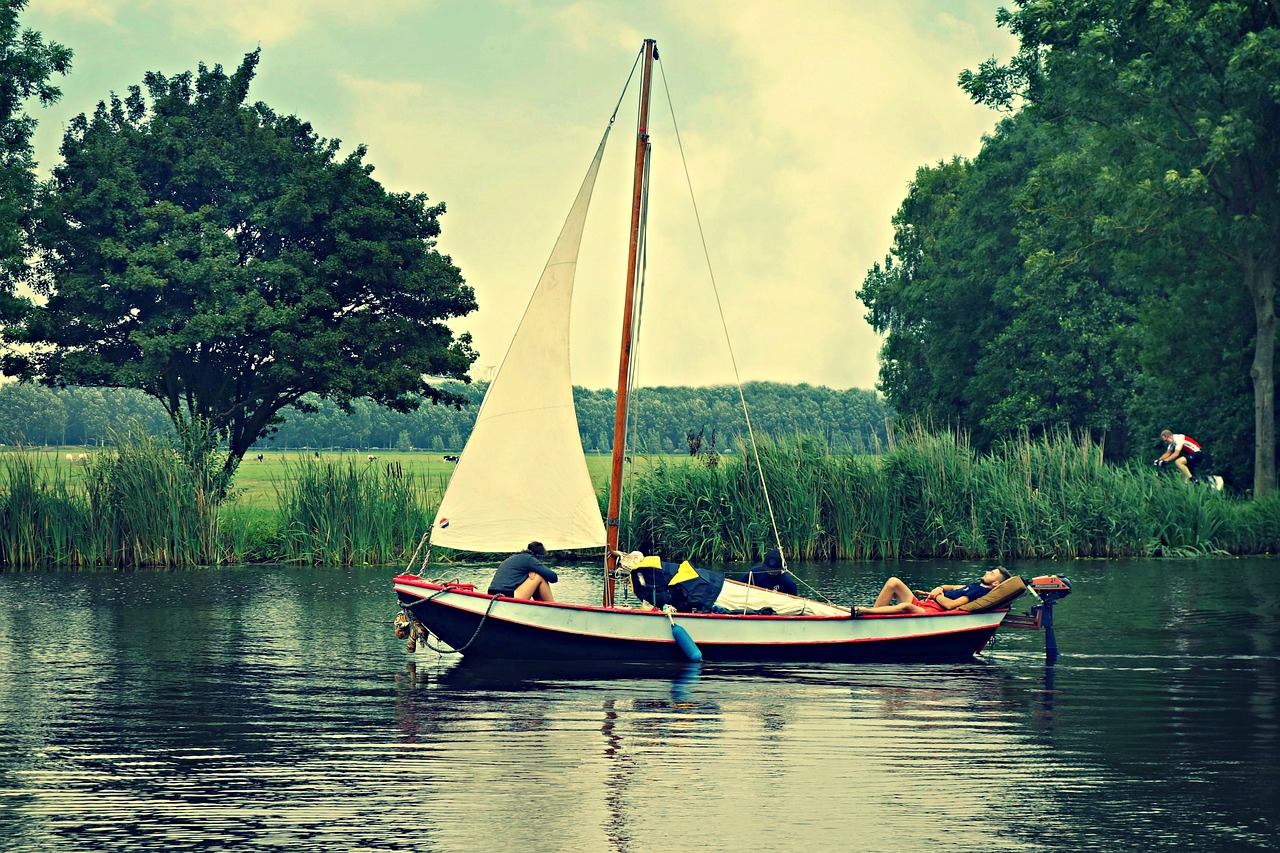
[3,430,1278,568]
[619,428,1280,563]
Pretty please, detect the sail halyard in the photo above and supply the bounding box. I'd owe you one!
[604,38,657,607]
[429,130,613,554]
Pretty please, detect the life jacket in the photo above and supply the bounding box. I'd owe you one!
[629,556,725,612]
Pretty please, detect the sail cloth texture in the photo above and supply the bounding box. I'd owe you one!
[431,131,612,553]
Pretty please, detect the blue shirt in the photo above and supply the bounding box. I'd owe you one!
[944,581,991,603]
[487,552,557,596]
[736,569,798,596]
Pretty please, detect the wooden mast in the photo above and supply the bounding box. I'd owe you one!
[604,38,656,607]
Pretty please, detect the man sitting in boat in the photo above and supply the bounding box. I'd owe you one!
[853,567,1011,617]
[487,541,558,601]
[616,551,845,616]
[736,549,798,595]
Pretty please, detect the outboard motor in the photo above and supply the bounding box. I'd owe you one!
[1003,575,1072,660]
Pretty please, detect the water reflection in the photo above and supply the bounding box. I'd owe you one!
[1,559,1278,851]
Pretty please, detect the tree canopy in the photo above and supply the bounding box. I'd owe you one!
[863,0,1280,493]
[961,0,1280,494]
[0,380,891,458]
[0,0,71,289]
[2,51,478,485]
[858,112,1140,457]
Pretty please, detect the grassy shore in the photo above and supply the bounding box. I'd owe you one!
[0,445,663,566]
[4,431,1280,568]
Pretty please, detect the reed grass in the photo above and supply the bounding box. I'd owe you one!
[6,427,1280,568]
[82,429,225,566]
[0,430,226,568]
[618,427,1280,562]
[274,457,436,565]
[0,449,94,567]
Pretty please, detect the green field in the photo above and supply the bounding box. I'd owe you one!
[235,448,657,505]
[3,446,664,508]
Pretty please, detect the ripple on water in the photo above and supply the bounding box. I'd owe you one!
[3,563,1279,851]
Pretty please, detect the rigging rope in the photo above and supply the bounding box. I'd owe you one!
[610,47,645,127]
[655,61,786,563]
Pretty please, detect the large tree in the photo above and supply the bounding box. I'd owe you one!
[3,51,477,486]
[859,112,1138,454]
[0,0,71,293]
[961,0,1280,495]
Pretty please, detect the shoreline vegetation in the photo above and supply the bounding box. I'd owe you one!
[2,428,1278,569]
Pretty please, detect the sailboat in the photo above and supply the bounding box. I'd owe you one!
[393,40,1039,664]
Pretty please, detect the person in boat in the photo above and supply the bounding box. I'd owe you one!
[736,549,798,595]
[614,549,735,611]
[853,567,1011,617]
[614,550,844,616]
[488,541,558,601]
[1155,429,1204,482]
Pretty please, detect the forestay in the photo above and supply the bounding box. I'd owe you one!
[430,133,612,553]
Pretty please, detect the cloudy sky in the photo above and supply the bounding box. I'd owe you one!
[23,0,1017,392]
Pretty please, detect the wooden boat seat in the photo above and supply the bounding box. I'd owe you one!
[956,575,1027,613]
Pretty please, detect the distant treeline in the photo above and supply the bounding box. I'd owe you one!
[0,381,891,454]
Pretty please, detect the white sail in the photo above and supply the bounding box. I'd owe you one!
[430,133,611,553]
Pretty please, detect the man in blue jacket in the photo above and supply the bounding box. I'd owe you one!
[737,549,798,595]
[487,541,558,601]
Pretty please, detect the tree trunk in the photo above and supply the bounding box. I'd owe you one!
[1247,253,1278,497]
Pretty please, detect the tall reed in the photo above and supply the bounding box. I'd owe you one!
[0,449,95,567]
[0,432,227,568]
[83,429,225,566]
[618,428,1280,562]
[275,457,434,565]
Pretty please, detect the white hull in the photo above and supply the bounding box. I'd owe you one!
[394,575,1009,663]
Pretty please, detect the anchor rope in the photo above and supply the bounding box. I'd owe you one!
[400,586,501,655]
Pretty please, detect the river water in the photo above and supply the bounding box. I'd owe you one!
[1,558,1277,852]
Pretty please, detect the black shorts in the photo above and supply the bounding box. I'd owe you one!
[1183,450,1204,470]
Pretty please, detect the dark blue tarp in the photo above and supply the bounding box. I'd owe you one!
[629,558,725,612]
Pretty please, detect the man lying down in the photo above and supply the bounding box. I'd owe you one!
[613,551,847,616]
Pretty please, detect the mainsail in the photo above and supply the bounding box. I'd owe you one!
[430,132,611,553]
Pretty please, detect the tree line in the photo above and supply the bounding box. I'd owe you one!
[860,0,1279,495]
[0,380,890,455]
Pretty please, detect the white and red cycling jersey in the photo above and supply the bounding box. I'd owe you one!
[1169,434,1202,455]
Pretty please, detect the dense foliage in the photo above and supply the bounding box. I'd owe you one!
[862,0,1280,495]
[860,112,1141,458]
[2,51,477,487]
[0,0,70,303]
